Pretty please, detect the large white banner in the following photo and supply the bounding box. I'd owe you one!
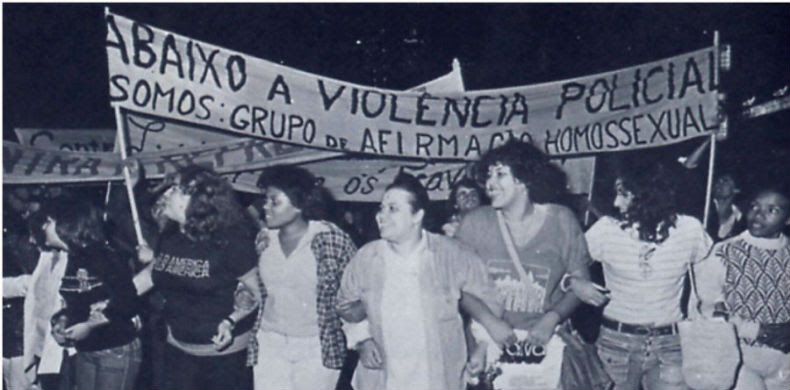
[106,12,719,160]
[8,63,593,200]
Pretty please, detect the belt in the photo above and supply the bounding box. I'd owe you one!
[602,317,678,336]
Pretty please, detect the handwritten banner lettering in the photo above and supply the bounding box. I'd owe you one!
[3,138,594,201]
[15,128,117,152]
[106,12,719,160]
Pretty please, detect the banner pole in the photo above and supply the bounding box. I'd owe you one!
[113,106,145,245]
[102,136,121,220]
[584,157,597,227]
[702,31,720,229]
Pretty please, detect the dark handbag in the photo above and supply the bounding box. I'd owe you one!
[558,328,612,390]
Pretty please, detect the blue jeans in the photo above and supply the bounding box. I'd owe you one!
[74,339,142,390]
[596,326,687,390]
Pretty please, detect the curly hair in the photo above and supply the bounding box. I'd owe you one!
[476,140,567,204]
[256,165,329,221]
[617,163,678,243]
[172,165,246,242]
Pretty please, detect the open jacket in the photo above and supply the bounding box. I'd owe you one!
[338,231,501,390]
[247,220,357,369]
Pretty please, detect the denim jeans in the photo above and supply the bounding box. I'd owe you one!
[596,326,687,390]
[74,338,142,390]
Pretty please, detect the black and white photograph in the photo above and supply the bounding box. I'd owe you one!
[3,3,789,390]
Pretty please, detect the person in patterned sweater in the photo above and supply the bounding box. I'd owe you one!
[696,185,790,390]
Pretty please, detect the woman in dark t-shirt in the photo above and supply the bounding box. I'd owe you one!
[43,200,142,390]
[134,164,262,390]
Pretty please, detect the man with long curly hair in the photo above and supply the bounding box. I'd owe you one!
[568,163,713,390]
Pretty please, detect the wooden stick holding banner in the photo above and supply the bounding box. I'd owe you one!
[584,157,597,227]
[702,31,721,229]
[102,135,121,220]
[113,105,145,246]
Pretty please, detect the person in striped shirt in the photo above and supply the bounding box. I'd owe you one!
[566,163,712,390]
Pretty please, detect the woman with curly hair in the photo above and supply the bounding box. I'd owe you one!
[134,164,262,390]
[456,140,592,343]
[567,163,713,390]
[248,165,357,390]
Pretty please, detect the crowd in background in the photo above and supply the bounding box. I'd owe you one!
[3,139,790,390]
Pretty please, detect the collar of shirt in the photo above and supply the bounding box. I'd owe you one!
[740,230,788,250]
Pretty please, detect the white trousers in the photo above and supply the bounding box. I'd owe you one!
[3,356,33,390]
[734,345,790,390]
[253,330,340,390]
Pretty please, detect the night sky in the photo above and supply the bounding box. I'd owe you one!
[4,3,790,193]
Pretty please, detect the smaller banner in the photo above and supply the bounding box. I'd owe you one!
[15,128,117,152]
[3,140,594,202]
[2,140,335,184]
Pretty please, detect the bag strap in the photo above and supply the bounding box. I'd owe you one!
[686,260,704,317]
[496,210,530,283]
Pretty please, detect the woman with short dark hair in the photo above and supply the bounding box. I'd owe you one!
[249,165,357,390]
[338,173,507,390]
[44,200,142,390]
[135,164,262,390]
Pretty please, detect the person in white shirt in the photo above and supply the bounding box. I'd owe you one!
[5,210,72,390]
[567,163,712,390]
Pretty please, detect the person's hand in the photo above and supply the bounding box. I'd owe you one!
[88,299,110,324]
[465,341,487,378]
[526,311,560,346]
[336,300,367,322]
[123,158,142,188]
[212,319,234,351]
[137,243,154,264]
[442,221,459,237]
[255,229,270,255]
[51,320,69,346]
[569,278,610,307]
[757,322,790,353]
[485,317,517,346]
[358,338,384,369]
[64,322,94,342]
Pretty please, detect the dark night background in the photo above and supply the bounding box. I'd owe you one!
[4,3,790,210]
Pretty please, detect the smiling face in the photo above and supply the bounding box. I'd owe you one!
[454,186,482,212]
[485,163,527,210]
[376,188,424,243]
[613,178,634,215]
[262,186,303,229]
[746,190,790,238]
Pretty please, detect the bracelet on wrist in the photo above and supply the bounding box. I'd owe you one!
[223,316,236,329]
[559,274,575,293]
